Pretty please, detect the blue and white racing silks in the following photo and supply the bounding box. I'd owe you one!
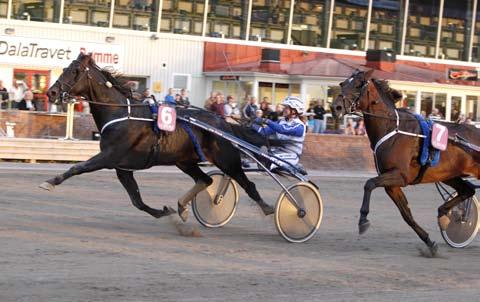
[253,117,306,166]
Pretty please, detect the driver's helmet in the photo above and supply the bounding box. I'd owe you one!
[281,96,305,115]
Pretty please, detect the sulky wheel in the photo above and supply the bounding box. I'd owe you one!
[192,170,239,228]
[440,194,480,248]
[275,181,323,243]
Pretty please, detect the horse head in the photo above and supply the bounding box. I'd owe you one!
[333,70,404,119]
[332,69,374,118]
[47,53,117,105]
[47,53,94,104]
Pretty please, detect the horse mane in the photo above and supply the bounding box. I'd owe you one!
[372,79,403,108]
[88,60,134,99]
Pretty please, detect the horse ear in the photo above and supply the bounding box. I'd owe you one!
[391,89,403,102]
[364,69,374,80]
[79,52,92,65]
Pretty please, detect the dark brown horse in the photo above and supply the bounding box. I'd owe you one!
[333,70,480,255]
[42,53,276,225]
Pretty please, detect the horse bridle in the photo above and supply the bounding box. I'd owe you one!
[340,79,369,114]
[53,60,94,103]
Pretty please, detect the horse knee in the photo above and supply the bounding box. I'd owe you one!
[364,180,376,192]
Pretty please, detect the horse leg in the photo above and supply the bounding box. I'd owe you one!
[385,186,437,255]
[359,169,407,234]
[437,178,476,230]
[212,146,273,215]
[40,152,109,191]
[116,169,175,218]
[176,163,213,222]
[229,169,274,216]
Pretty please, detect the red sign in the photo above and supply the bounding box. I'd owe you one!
[220,75,239,81]
[448,69,478,81]
[157,105,176,132]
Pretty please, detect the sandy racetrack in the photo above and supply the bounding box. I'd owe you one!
[0,164,479,301]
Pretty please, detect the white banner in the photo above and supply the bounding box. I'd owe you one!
[0,36,124,70]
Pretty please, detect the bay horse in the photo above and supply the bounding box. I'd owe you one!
[333,70,480,255]
[42,53,275,225]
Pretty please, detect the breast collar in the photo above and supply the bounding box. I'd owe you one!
[373,109,426,173]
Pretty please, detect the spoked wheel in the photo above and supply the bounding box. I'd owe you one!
[440,194,480,248]
[275,181,323,243]
[192,171,239,228]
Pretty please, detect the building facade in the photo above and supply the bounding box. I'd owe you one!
[1,0,480,122]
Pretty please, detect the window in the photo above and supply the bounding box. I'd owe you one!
[64,0,112,27]
[291,1,330,47]
[172,73,191,91]
[161,0,205,35]
[11,0,62,23]
[439,1,474,61]
[207,0,247,39]
[0,0,7,17]
[331,1,367,50]
[404,0,440,58]
[250,0,291,43]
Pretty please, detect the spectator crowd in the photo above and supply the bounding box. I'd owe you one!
[0,80,43,111]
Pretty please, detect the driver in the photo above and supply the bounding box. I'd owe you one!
[251,96,306,168]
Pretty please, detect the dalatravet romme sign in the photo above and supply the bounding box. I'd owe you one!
[0,36,124,69]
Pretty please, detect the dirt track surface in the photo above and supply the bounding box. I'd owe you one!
[0,164,479,302]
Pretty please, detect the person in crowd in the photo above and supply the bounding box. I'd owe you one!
[242,96,259,119]
[178,88,190,106]
[175,93,182,104]
[0,80,8,109]
[251,96,306,168]
[259,99,272,118]
[428,108,442,120]
[267,104,283,121]
[9,80,25,109]
[306,101,316,133]
[224,95,241,122]
[204,92,216,110]
[312,99,326,133]
[142,88,158,118]
[451,109,460,122]
[420,110,427,118]
[355,118,367,136]
[18,90,37,111]
[455,113,467,124]
[142,88,153,99]
[164,87,176,105]
[255,109,263,118]
[344,118,355,135]
[210,93,225,116]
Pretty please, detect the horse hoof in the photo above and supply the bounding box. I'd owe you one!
[39,182,55,191]
[429,242,439,257]
[438,215,451,231]
[165,206,176,215]
[178,203,189,222]
[417,242,439,258]
[261,204,275,216]
[358,221,370,235]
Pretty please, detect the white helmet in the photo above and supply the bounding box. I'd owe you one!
[282,96,305,115]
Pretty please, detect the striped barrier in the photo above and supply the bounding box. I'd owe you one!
[0,138,99,162]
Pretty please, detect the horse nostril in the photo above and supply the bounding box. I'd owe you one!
[336,106,343,111]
